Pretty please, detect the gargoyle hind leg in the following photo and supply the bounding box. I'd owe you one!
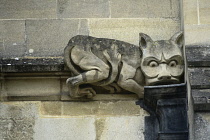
[67,69,109,98]
[67,47,110,98]
[117,63,144,98]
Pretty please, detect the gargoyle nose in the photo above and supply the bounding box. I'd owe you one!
[158,76,171,80]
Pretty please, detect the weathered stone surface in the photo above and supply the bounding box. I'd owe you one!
[34,117,96,140]
[40,102,62,116]
[57,0,110,18]
[183,0,198,24]
[26,19,89,57]
[0,0,57,19]
[0,102,38,140]
[185,25,210,45]
[193,89,210,98]
[0,101,147,139]
[194,113,210,140]
[89,19,180,46]
[193,89,210,111]
[95,116,145,140]
[188,68,210,89]
[5,78,61,97]
[110,0,179,18]
[199,0,210,24]
[40,101,148,116]
[0,20,26,58]
[186,45,210,67]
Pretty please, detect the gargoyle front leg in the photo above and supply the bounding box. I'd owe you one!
[117,63,144,98]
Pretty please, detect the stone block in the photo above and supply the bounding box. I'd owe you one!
[185,25,210,45]
[0,20,26,58]
[40,102,62,116]
[188,68,210,89]
[194,113,210,140]
[62,101,99,116]
[89,19,180,46]
[183,0,198,24]
[96,101,145,116]
[199,0,210,24]
[0,0,57,19]
[57,0,110,18]
[33,117,96,140]
[0,102,39,140]
[5,77,61,97]
[61,101,147,116]
[95,116,145,140]
[110,0,179,18]
[26,19,89,57]
[186,45,210,67]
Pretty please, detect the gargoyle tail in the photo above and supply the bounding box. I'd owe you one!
[64,43,80,75]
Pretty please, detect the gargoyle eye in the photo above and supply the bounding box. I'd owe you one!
[149,61,158,67]
[169,60,177,67]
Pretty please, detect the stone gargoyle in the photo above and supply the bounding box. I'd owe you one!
[64,32,184,98]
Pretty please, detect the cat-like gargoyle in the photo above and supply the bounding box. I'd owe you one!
[64,32,184,98]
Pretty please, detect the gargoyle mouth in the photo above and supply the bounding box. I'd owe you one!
[149,80,180,86]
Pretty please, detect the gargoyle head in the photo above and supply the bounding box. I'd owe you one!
[139,31,184,86]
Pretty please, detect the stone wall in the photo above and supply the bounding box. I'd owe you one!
[1,0,210,139]
[0,101,148,140]
[0,0,181,58]
[183,0,210,139]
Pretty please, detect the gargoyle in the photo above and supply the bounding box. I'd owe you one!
[64,32,184,98]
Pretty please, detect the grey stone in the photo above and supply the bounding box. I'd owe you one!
[0,102,39,140]
[34,117,96,140]
[186,45,210,67]
[110,0,179,18]
[64,32,184,98]
[26,19,89,57]
[194,113,210,140]
[188,68,210,89]
[0,0,57,19]
[0,20,26,58]
[57,0,110,18]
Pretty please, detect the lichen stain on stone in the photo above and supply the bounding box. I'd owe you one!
[95,117,106,140]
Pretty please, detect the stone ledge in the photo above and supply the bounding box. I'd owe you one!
[0,57,65,72]
[0,45,209,73]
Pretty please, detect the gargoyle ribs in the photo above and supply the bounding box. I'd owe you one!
[64,32,184,98]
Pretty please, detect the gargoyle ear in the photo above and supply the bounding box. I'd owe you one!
[170,31,184,47]
[139,33,153,49]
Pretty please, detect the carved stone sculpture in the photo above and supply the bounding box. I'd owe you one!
[64,32,184,98]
